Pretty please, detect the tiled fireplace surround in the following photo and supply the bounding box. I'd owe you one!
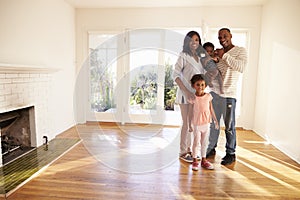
[0,64,57,166]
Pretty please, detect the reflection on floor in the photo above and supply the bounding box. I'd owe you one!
[3,146,35,165]
[0,136,80,196]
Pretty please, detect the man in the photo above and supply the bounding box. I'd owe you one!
[206,28,248,165]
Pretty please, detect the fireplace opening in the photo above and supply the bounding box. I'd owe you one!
[0,107,35,165]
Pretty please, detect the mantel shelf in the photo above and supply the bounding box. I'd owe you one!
[0,63,60,73]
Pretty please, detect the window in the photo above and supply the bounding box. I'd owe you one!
[87,29,187,125]
[89,33,117,113]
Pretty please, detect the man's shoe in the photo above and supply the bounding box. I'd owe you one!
[180,153,193,163]
[221,154,236,165]
[206,149,216,158]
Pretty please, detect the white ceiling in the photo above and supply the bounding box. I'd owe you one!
[64,0,268,8]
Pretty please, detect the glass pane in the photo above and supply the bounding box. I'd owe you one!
[164,53,178,111]
[89,34,117,113]
[128,30,163,114]
[129,50,158,114]
[163,30,184,111]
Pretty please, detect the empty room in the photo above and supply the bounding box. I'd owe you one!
[0,0,299,199]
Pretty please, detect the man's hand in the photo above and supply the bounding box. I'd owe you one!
[215,48,224,59]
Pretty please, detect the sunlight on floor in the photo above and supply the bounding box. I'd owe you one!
[253,150,300,171]
[150,137,169,149]
[243,140,270,145]
[237,147,300,180]
[235,146,300,194]
[43,156,97,175]
[218,167,276,196]
[168,183,196,200]
[238,159,300,192]
[207,131,300,197]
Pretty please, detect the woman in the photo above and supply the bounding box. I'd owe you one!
[172,31,206,163]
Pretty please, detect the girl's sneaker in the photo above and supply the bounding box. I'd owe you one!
[201,160,214,170]
[192,162,199,171]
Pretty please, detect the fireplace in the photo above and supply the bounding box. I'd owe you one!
[0,106,36,165]
[0,64,58,166]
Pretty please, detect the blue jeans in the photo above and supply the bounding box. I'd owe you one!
[207,92,237,155]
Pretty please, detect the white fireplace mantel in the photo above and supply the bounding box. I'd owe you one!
[0,63,60,73]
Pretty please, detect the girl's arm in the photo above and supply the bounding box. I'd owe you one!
[209,101,219,129]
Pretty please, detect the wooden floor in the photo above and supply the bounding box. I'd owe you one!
[3,123,300,200]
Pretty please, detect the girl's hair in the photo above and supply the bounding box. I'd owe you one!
[182,31,202,56]
[190,74,207,86]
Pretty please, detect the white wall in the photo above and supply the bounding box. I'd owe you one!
[75,6,262,129]
[0,0,76,140]
[254,0,300,163]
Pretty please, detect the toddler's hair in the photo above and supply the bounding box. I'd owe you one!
[203,42,215,50]
[190,74,207,86]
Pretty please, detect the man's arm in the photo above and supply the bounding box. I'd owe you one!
[222,47,247,73]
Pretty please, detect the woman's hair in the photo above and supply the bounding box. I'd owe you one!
[182,31,202,56]
[190,74,207,86]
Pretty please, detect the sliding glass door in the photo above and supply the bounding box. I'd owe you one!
[87,29,184,125]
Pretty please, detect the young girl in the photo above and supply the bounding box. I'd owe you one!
[188,74,219,170]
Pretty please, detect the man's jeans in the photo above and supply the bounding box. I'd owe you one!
[207,92,237,155]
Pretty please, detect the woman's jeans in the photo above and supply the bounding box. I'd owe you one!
[207,92,237,155]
